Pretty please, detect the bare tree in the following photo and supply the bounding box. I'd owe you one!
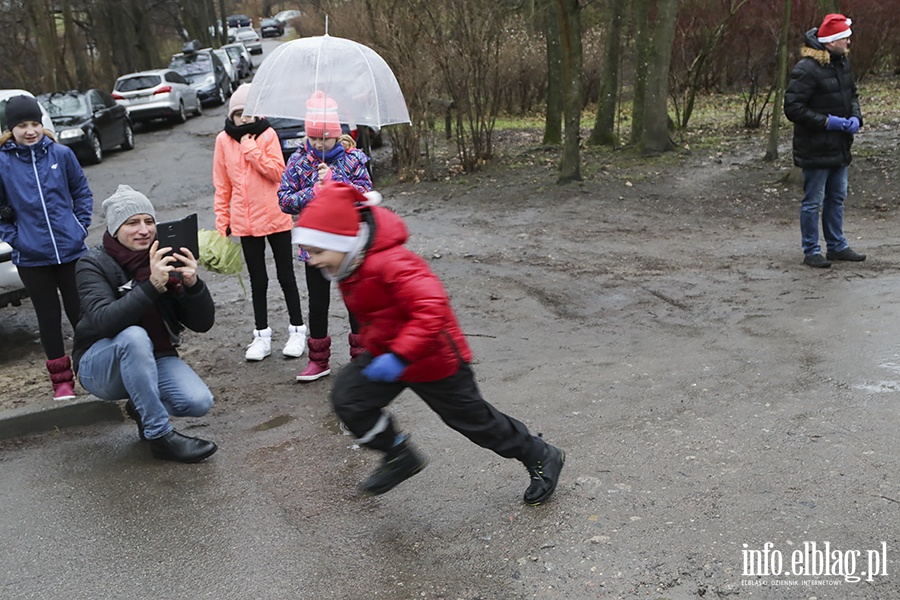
[765,0,791,161]
[640,0,680,153]
[630,0,650,145]
[542,0,563,145]
[589,0,626,146]
[554,0,583,183]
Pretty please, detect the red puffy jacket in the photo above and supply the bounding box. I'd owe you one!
[339,206,472,382]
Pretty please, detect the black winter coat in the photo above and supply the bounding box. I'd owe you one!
[784,29,862,169]
[72,245,215,373]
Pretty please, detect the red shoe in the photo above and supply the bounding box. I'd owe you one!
[295,360,331,382]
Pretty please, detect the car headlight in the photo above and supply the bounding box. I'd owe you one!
[59,128,84,140]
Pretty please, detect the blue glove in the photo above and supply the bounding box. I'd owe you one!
[362,353,406,382]
[845,116,860,133]
[825,115,850,132]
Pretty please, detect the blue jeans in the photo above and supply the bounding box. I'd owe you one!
[800,166,848,256]
[77,326,214,439]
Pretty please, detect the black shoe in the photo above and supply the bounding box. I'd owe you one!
[803,254,831,268]
[360,438,427,495]
[148,430,218,463]
[124,399,146,440]
[523,444,565,505]
[826,247,866,262]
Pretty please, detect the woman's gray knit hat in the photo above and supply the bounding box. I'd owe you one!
[102,184,156,236]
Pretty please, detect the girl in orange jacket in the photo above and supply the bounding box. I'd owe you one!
[213,83,307,361]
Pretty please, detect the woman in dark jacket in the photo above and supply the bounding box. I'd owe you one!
[0,95,93,399]
[73,185,217,463]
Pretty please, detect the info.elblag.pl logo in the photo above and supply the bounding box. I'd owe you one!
[741,541,888,585]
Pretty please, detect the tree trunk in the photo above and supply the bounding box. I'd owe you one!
[543,1,563,145]
[765,0,792,161]
[556,0,583,183]
[641,0,680,154]
[589,0,626,146]
[630,0,650,145]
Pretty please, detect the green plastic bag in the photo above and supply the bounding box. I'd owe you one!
[197,229,246,294]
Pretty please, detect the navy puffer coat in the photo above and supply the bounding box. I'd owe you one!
[784,29,862,169]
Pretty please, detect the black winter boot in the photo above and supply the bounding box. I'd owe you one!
[149,430,218,463]
[360,437,427,495]
[523,443,565,505]
[124,399,146,440]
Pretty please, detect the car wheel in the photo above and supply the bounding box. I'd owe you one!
[193,98,203,117]
[172,101,187,124]
[121,122,135,150]
[87,132,103,164]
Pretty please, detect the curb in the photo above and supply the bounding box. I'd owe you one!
[0,397,123,442]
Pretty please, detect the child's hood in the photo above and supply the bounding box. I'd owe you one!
[365,206,408,254]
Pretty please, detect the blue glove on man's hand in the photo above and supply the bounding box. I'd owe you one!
[825,115,850,131]
[362,353,406,382]
[845,116,860,133]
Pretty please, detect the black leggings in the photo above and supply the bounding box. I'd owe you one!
[240,231,304,331]
[16,261,80,360]
[305,263,359,339]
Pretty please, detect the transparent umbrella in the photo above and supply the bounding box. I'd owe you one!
[243,34,411,130]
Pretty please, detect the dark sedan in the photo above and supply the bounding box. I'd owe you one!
[260,18,285,37]
[38,89,134,165]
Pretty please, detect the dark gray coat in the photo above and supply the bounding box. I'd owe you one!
[72,245,215,373]
[784,29,862,169]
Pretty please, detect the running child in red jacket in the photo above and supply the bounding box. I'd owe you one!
[292,182,565,504]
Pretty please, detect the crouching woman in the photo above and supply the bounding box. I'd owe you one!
[73,185,217,463]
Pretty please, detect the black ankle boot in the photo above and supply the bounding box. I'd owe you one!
[124,399,146,440]
[360,438,427,495]
[149,430,218,463]
[523,443,565,505]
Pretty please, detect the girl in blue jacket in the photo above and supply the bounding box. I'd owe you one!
[0,95,94,400]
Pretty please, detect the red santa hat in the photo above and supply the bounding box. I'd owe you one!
[305,90,341,139]
[817,14,852,43]
[294,182,373,252]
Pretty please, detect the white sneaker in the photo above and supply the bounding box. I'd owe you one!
[283,324,308,358]
[245,327,272,361]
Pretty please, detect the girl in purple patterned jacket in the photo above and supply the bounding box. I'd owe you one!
[278,91,372,382]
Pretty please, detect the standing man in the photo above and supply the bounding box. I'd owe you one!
[73,185,218,463]
[784,13,865,269]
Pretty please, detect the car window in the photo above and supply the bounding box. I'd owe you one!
[89,91,105,112]
[98,90,116,108]
[41,94,88,118]
[116,76,161,92]
[165,71,189,85]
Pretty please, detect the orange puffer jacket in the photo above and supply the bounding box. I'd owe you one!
[213,127,293,237]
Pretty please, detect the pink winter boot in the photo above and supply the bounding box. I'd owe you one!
[295,336,331,382]
[46,355,76,401]
[348,332,365,361]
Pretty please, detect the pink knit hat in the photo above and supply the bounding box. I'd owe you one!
[304,91,341,139]
[228,83,252,120]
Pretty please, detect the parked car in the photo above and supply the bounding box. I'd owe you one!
[213,48,240,91]
[169,48,232,106]
[274,9,302,24]
[37,89,133,165]
[0,88,55,134]
[112,68,202,124]
[235,27,263,55]
[260,18,284,38]
[226,14,252,28]
[0,241,27,309]
[223,43,254,79]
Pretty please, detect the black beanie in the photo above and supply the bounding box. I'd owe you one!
[5,95,43,130]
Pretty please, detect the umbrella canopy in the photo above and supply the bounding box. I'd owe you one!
[243,34,410,130]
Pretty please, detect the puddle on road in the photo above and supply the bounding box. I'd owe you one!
[252,415,296,431]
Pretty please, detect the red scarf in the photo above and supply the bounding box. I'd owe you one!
[103,232,181,353]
